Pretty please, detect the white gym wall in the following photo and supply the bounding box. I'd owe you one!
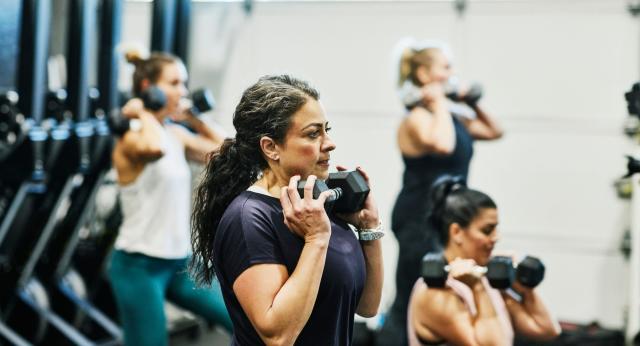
[123,0,638,329]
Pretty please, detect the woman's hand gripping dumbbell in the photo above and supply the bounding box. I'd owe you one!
[297,169,384,241]
[422,252,546,290]
[110,86,215,136]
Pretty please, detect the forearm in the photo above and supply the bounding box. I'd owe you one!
[472,105,503,138]
[472,285,508,346]
[519,288,561,336]
[185,116,225,146]
[356,239,383,317]
[262,238,329,345]
[134,114,165,155]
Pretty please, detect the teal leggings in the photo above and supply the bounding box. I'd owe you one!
[108,250,232,346]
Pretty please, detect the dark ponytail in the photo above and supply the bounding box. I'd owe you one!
[190,75,319,286]
[428,175,497,246]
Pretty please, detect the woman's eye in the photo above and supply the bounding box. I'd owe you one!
[309,131,320,138]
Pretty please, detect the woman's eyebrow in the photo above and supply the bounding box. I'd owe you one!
[301,122,324,131]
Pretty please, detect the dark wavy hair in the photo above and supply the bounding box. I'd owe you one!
[190,75,319,285]
[428,175,497,246]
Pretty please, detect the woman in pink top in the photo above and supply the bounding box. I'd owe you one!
[407,176,560,346]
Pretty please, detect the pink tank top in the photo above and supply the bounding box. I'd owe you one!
[407,277,514,346]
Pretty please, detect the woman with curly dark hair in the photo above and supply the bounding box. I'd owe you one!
[191,74,384,346]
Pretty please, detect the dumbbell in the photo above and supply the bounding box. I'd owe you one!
[421,253,545,289]
[445,82,483,107]
[296,170,370,213]
[109,86,167,136]
[421,252,486,288]
[515,255,546,288]
[188,88,216,116]
[399,80,483,110]
[296,178,343,213]
[626,82,640,117]
[110,86,215,136]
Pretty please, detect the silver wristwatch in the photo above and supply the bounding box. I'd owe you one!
[358,221,385,241]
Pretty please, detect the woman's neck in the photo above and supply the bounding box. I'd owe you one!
[253,169,288,198]
[443,246,464,264]
[151,111,166,125]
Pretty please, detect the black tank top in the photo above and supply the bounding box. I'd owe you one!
[391,116,474,232]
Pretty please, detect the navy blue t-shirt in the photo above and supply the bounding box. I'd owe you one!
[213,190,366,346]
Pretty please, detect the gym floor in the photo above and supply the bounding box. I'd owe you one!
[170,326,230,346]
[165,303,232,345]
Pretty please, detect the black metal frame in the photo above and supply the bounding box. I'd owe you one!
[151,0,177,53]
[97,0,123,116]
[17,0,49,123]
[151,0,192,71]
[174,0,191,71]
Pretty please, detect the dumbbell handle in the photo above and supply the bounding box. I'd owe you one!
[443,264,488,276]
[326,187,342,203]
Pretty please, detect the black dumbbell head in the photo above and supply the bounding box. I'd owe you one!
[191,88,215,115]
[516,256,545,288]
[487,256,515,289]
[326,171,369,213]
[141,86,167,111]
[626,82,640,116]
[422,252,448,288]
[108,114,129,137]
[464,83,483,107]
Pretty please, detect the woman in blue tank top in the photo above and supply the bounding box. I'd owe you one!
[376,40,503,346]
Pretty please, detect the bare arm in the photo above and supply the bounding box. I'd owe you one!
[412,282,509,346]
[233,242,328,346]
[120,112,165,163]
[232,176,334,346]
[413,259,511,346]
[334,166,383,317]
[405,103,456,155]
[356,239,383,317]
[169,116,226,163]
[463,104,503,140]
[502,283,561,341]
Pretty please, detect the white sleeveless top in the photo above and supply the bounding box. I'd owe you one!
[114,125,192,259]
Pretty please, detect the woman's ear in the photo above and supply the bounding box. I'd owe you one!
[450,223,464,246]
[140,78,150,90]
[259,136,280,162]
[416,65,430,85]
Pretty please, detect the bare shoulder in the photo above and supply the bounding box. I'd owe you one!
[399,107,430,135]
[166,123,191,137]
[415,283,466,318]
[412,282,474,339]
[405,106,431,123]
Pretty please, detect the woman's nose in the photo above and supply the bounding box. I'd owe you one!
[323,135,336,152]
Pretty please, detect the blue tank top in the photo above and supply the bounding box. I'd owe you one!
[391,116,474,232]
